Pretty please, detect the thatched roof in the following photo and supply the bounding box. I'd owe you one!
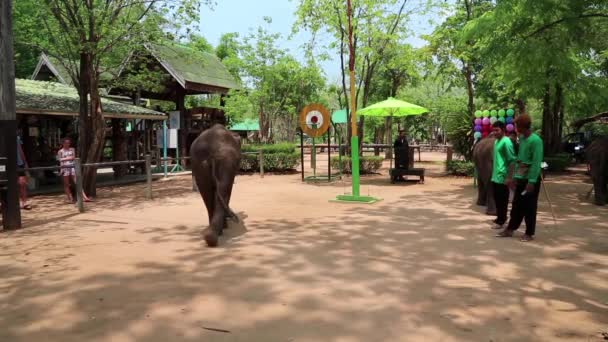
[31,53,116,85]
[16,79,166,120]
[145,43,239,94]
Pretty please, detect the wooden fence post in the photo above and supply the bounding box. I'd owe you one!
[145,154,152,200]
[74,158,84,213]
[259,150,264,178]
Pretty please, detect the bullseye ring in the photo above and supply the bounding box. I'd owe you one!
[299,104,330,137]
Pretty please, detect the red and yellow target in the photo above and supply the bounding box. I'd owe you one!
[299,104,330,137]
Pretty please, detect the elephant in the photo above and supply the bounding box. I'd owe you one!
[472,136,497,215]
[190,124,241,247]
[586,136,608,206]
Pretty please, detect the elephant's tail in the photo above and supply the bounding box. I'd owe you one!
[210,158,240,223]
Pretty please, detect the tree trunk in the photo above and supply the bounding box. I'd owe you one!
[384,117,392,159]
[541,83,554,155]
[82,70,106,197]
[515,98,527,115]
[78,53,91,162]
[111,118,128,179]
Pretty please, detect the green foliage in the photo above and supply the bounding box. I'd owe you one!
[240,152,300,172]
[241,143,296,154]
[544,153,572,172]
[223,24,325,142]
[446,160,475,177]
[331,156,384,174]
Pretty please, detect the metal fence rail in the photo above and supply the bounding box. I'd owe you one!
[19,151,265,214]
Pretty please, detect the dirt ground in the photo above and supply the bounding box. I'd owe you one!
[1,153,607,342]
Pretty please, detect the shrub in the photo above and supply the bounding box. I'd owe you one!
[240,152,300,172]
[241,143,296,154]
[330,156,384,174]
[446,160,475,177]
[544,153,571,172]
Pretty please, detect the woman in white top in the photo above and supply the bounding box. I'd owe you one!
[57,138,92,203]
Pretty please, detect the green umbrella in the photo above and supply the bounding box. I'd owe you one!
[358,97,429,172]
[358,97,429,117]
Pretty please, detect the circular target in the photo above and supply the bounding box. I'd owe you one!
[300,104,330,137]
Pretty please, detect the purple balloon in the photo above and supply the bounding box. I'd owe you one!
[474,118,482,126]
[506,124,515,132]
[482,118,491,125]
[506,117,514,124]
[474,125,482,132]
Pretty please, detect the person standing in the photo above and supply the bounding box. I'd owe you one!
[393,129,410,182]
[497,114,544,242]
[57,138,92,203]
[490,121,516,229]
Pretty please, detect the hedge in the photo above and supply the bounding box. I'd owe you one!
[446,160,475,177]
[240,152,300,172]
[241,143,296,154]
[544,153,571,172]
[330,156,383,174]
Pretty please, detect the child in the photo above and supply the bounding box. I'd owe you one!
[57,138,92,203]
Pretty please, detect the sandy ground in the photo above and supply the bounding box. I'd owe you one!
[1,154,607,342]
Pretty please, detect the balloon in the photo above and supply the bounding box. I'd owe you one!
[474,131,482,139]
[483,110,490,117]
[474,118,482,126]
[498,109,506,117]
[506,124,514,132]
[482,118,491,125]
[474,125,482,132]
[475,110,483,118]
[483,125,492,132]
[490,110,498,117]
[490,117,497,124]
[506,117,514,124]
[507,108,515,117]
[482,131,489,138]
[498,117,506,123]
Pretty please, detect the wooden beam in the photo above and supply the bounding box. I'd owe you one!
[0,0,22,229]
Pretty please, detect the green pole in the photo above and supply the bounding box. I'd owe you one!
[351,136,360,196]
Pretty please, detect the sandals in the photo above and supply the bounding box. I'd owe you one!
[495,229,514,238]
[520,235,534,242]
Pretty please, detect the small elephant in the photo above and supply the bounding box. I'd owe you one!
[586,136,608,206]
[190,124,241,247]
[472,136,497,215]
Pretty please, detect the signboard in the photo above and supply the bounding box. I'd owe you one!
[156,128,178,149]
[169,111,181,129]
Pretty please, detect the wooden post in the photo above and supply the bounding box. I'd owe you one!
[74,158,85,213]
[446,146,453,172]
[259,150,264,178]
[300,129,305,181]
[327,126,331,180]
[145,154,152,199]
[0,0,21,229]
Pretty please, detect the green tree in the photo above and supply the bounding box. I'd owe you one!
[295,0,415,147]
[14,0,210,195]
[223,22,325,142]
[465,0,608,154]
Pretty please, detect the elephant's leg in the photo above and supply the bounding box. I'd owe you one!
[222,176,236,228]
[205,161,237,247]
[477,176,487,206]
[594,172,607,206]
[194,163,215,223]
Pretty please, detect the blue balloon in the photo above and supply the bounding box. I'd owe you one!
[474,125,482,132]
[506,117,514,124]
[474,132,482,139]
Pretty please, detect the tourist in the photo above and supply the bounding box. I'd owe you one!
[393,129,409,181]
[57,138,92,203]
[17,132,32,210]
[496,114,544,242]
[490,121,516,229]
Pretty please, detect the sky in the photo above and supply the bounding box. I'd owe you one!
[198,0,442,83]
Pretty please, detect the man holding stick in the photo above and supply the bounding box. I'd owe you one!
[496,114,544,242]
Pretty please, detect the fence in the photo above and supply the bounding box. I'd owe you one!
[20,151,264,214]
